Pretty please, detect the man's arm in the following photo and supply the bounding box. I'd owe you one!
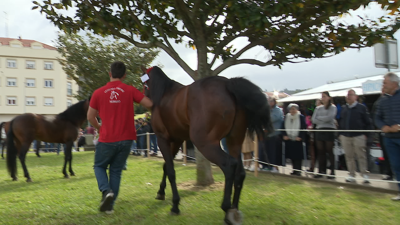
[140,96,153,111]
[87,106,101,130]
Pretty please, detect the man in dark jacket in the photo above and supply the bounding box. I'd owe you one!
[339,89,372,184]
[375,72,400,200]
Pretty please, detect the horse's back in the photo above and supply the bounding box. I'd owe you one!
[186,76,238,139]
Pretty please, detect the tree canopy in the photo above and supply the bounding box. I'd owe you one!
[36,0,400,79]
[56,32,159,99]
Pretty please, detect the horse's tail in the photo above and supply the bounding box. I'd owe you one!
[226,77,274,138]
[6,120,17,177]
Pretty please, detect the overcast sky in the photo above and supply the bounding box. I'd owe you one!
[0,0,398,91]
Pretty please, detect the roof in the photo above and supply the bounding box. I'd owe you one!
[277,72,399,103]
[0,37,56,50]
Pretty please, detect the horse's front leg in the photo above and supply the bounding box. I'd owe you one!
[35,140,41,158]
[158,138,182,215]
[63,141,74,178]
[155,162,167,200]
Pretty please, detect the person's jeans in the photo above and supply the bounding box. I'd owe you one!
[150,134,158,153]
[94,140,133,205]
[45,142,54,152]
[383,137,400,190]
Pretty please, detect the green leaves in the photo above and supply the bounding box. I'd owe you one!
[55,32,159,100]
[36,0,400,78]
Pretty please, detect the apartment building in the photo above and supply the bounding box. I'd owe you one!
[0,37,79,123]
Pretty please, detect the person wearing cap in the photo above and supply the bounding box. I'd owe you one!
[281,103,307,176]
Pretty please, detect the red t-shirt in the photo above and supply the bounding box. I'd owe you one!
[90,81,144,142]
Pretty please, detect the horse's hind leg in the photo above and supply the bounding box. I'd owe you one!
[19,143,33,182]
[1,140,5,159]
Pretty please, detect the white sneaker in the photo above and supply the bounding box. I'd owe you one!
[243,166,249,170]
[345,176,355,182]
[391,194,400,201]
[363,174,370,184]
[271,167,279,173]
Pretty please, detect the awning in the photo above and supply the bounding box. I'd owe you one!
[278,88,363,103]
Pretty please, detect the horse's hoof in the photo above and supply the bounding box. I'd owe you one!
[155,194,165,200]
[224,209,243,225]
[170,210,180,216]
[64,175,70,179]
[36,155,41,158]
[70,173,76,176]
[12,177,18,181]
[26,178,33,182]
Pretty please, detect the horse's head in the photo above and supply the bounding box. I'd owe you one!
[140,65,152,98]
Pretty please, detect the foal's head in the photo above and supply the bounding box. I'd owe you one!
[56,98,90,126]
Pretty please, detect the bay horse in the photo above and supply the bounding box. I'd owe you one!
[1,121,42,159]
[141,66,273,225]
[6,99,90,182]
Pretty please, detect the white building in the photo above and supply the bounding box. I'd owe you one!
[0,37,79,123]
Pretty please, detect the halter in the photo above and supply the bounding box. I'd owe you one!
[141,67,153,94]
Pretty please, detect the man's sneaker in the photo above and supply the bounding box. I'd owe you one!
[105,205,114,214]
[345,176,355,183]
[391,194,400,201]
[363,174,370,184]
[100,190,114,212]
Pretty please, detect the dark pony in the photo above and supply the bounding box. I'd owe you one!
[1,121,42,159]
[6,98,90,182]
[141,66,273,225]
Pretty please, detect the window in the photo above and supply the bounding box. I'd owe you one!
[7,97,17,105]
[7,78,17,86]
[26,97,35,106]
[44,62,53,70]
[7,59,17,68]
[44,97,53,106]
[67,82,72,96]
[26,79,35,87]
[67,99,72,108]
[26,61,35,69]
[44,79,53,88]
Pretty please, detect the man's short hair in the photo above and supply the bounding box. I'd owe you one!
[110,61,126,79]
[384,72,399,84]
[348,89,357,95]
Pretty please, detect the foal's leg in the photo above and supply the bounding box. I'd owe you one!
[1,140,5,159]
[19,143,33,182]
[35,140,41,158]
[63,142,74,178]
[158,138,182,215]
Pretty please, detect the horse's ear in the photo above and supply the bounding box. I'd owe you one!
[140,65,147,74]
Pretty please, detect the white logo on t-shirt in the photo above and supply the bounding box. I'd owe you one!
[110,91,119,100]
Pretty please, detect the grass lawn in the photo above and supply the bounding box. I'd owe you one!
[0,151,399,225]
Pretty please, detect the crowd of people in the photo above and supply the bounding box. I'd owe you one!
[241,72,400,200]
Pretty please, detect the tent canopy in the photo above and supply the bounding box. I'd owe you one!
[276,72,397,103]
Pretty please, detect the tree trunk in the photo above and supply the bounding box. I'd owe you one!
[195,146,214,186]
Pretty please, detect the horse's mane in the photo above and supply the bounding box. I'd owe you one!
[56,99,88,126]
[148,66,179,106]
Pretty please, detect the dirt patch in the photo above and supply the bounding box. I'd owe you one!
[177,181,225,192]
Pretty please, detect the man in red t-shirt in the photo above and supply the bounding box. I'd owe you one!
[87,61,152,214]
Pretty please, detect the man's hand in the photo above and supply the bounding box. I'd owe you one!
[382,125,392,133]
[390,124,400,133]
[295,137,302,141]
[283,136,289,140]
